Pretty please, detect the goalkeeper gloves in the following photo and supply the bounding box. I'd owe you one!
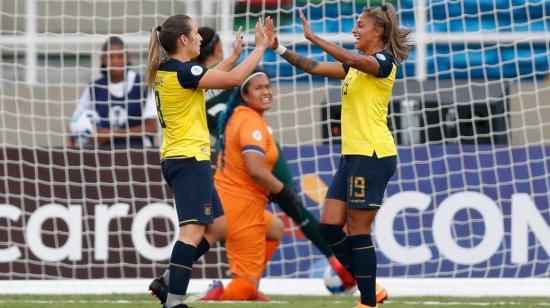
[270,184,302,220]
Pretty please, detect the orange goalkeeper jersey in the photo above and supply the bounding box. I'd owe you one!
[214,106,278,202]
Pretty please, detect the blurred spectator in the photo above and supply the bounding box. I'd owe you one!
[68,36,157,149]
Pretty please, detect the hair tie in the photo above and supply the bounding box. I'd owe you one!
[381,4,388,11]
[156,26,162,32]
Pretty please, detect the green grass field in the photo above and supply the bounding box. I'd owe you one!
[0,294,548,308]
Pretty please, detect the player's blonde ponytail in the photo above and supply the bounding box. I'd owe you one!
[145,26,163,90]
[145,15,193,90]
[364,4,411,64]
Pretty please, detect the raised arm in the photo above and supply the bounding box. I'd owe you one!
[210,27,243,72]
[199,19,267,89]
[265,16,346,79]
[297,9,380,76]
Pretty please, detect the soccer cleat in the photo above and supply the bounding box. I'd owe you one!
[199,280,224,301]
[149,276,168,305]
[375,283,388,303]
[328,256,357,290]
[252,291,271,301]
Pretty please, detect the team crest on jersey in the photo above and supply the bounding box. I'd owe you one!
[252,130,262,141]
[191,65,203,76]
[204,203,212,216]
[376,53,386,61]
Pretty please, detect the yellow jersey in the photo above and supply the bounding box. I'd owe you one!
[340,51,397,158]
[154,59,210,161]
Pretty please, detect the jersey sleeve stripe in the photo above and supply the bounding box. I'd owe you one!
[241,145,265,156]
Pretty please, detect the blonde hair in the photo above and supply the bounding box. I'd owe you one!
[145,15,193,89]
[363,3,410,64]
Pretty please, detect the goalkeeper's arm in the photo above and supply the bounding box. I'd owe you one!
[243,151,301,216]
[243,151,284,194]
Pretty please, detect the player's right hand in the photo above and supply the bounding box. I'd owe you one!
[298,8,314,41]
[265,16,279,50]
[254,17,268,49]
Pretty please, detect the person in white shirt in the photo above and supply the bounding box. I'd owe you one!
[68,36,157,148]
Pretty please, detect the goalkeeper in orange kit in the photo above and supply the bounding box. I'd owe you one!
[204,69,284,300]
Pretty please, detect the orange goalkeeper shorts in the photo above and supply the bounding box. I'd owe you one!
[218,190,273,279]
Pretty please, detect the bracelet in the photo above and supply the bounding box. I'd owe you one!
[274,44,287,55]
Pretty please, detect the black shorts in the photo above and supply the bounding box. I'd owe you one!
[161,157,224,226]
[326,153,396,209]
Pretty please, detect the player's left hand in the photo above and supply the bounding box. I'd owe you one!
[232,26,243,59]
[298,8,314,41]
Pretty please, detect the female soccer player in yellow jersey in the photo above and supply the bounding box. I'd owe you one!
[145,15,267,308]
[266,4,409,308]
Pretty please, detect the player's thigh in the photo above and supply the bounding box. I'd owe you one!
[222,196,269,278]
[346,154,396,209]
[320,198,347,225]
[346,208,377,235]
[161,158,217,241]
[225,222,266,278]
[325,156,348,203]
[204,185,226,243]
[323,156,349,225]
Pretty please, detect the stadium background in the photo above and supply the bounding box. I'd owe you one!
[1,0,549,297]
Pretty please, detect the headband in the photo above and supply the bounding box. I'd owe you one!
[240,72,268,97]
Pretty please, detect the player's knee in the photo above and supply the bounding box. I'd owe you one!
[178,223,206,246]
[319,223,345,245]
[267,216,284,241]
[346,209,375,235]
[205,215,226,243]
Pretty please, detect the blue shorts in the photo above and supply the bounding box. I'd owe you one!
[161,157,224,226]
[326,153,396,209]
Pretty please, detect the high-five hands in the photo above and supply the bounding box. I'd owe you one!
[254,17,268,49]
[298,8,314,41]
[266,10,313,48]
[265,16,279,50]
[232,26,243,59]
